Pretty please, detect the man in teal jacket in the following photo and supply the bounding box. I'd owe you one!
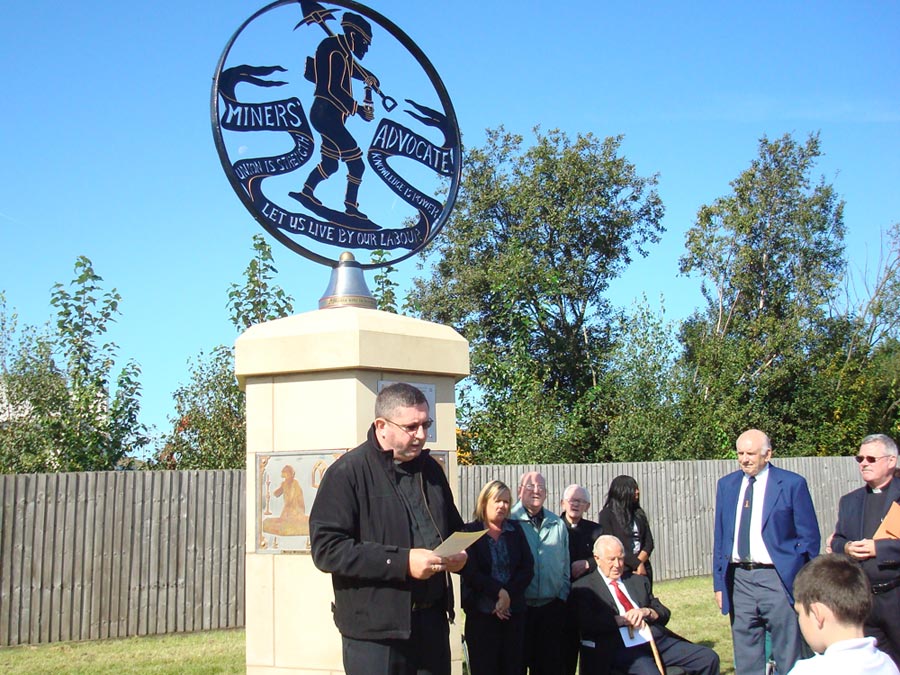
[510,471,570,675]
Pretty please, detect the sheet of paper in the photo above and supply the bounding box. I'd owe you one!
[432,530,488,557]
[619,623,652,648]
[874,501,900,540]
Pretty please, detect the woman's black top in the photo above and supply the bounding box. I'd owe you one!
[459,519,535,615]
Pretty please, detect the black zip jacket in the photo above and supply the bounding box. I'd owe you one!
[309,424,464,640]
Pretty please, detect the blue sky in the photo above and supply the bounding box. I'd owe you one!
[2,1,898,444]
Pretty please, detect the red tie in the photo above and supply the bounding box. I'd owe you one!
[611,579,635,612]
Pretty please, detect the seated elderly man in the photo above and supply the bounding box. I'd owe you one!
[571,535,720,675]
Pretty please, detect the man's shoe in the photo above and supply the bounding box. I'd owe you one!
[289,185,323,206]
[344,201,368,219]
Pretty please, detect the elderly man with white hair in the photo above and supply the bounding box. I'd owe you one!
[510,471,570,675]
[572,535,720,675]
[560,483,603,675]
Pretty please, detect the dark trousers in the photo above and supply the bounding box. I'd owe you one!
[867,583,900,669]
[465,609,527,675]
[563,602,581,675]
[341,606,450,675]
[523,598,567,675]
[612,631,720,675]
[578,635,616,675]
[729,567,801,675]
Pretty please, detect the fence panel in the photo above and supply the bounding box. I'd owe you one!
[0,470,245,647]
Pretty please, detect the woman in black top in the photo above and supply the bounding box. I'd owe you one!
[460,480,535,675]
[597,475,655,588]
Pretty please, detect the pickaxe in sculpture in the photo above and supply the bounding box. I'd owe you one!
[295,0,398,112]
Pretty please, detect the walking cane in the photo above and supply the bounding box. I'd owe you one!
[648,631,666,675]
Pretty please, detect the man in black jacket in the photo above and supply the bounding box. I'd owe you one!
[831,433,900,668]
[561,484,603,675]
[572,535,719,675]
[309,382,466,675]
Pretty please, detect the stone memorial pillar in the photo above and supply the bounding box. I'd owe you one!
[237,306,469,674]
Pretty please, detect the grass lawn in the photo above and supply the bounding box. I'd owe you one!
[654,575,735,675]
[0,628,245,674]
[0,576,734,674]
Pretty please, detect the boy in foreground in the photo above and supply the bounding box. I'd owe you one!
[787,554,898,675]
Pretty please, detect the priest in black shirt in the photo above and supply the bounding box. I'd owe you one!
[560,484,603,675]
[832,433,900,669]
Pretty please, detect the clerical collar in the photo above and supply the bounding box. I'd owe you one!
[866,477,894,494]
[561,512,580,528]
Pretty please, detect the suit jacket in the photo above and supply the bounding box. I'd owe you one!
[713,464,820,615]
[831,477,900,578]
[571,570,671,646]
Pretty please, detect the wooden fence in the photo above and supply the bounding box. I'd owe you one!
[0,457,859,646]
[0,470,244,647]
[457,457,860,581]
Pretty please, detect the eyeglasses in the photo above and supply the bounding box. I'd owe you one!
[523,484,547,493]
[384,418,434,435]
[855,454,892,464]
[566,498,587,506]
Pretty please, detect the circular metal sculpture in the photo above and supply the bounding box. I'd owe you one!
[211,0,461,270]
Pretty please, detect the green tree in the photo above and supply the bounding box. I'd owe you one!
[811,224,900,450]
[156,235,295,469]
[157,346,244,470]
[370,249,399,313]
[409,126,665,463]
[227,234,294,331]
[600,297,687,462]
[0,259,148,473]
[0,297,68,472]
[853,224,900,437]
[677,132,847,456]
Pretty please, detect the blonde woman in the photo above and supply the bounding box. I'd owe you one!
[460,480,535,675]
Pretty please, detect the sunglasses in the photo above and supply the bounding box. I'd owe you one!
[855,454,891,464]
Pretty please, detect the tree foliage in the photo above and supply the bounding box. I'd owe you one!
[0,259,147,472]
[414,128,897,463]
[674,132,900,457]
[227,234,294,332]
[681,133,845,329]
[409,127,665,463]
[814,224,900,448]
[157,346,245,470]
[600,297,687,462]
[370,249,399,313]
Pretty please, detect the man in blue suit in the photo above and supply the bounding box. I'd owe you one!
[713,429,820,675]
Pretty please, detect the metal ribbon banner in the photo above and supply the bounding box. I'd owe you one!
[219,87,453,250]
